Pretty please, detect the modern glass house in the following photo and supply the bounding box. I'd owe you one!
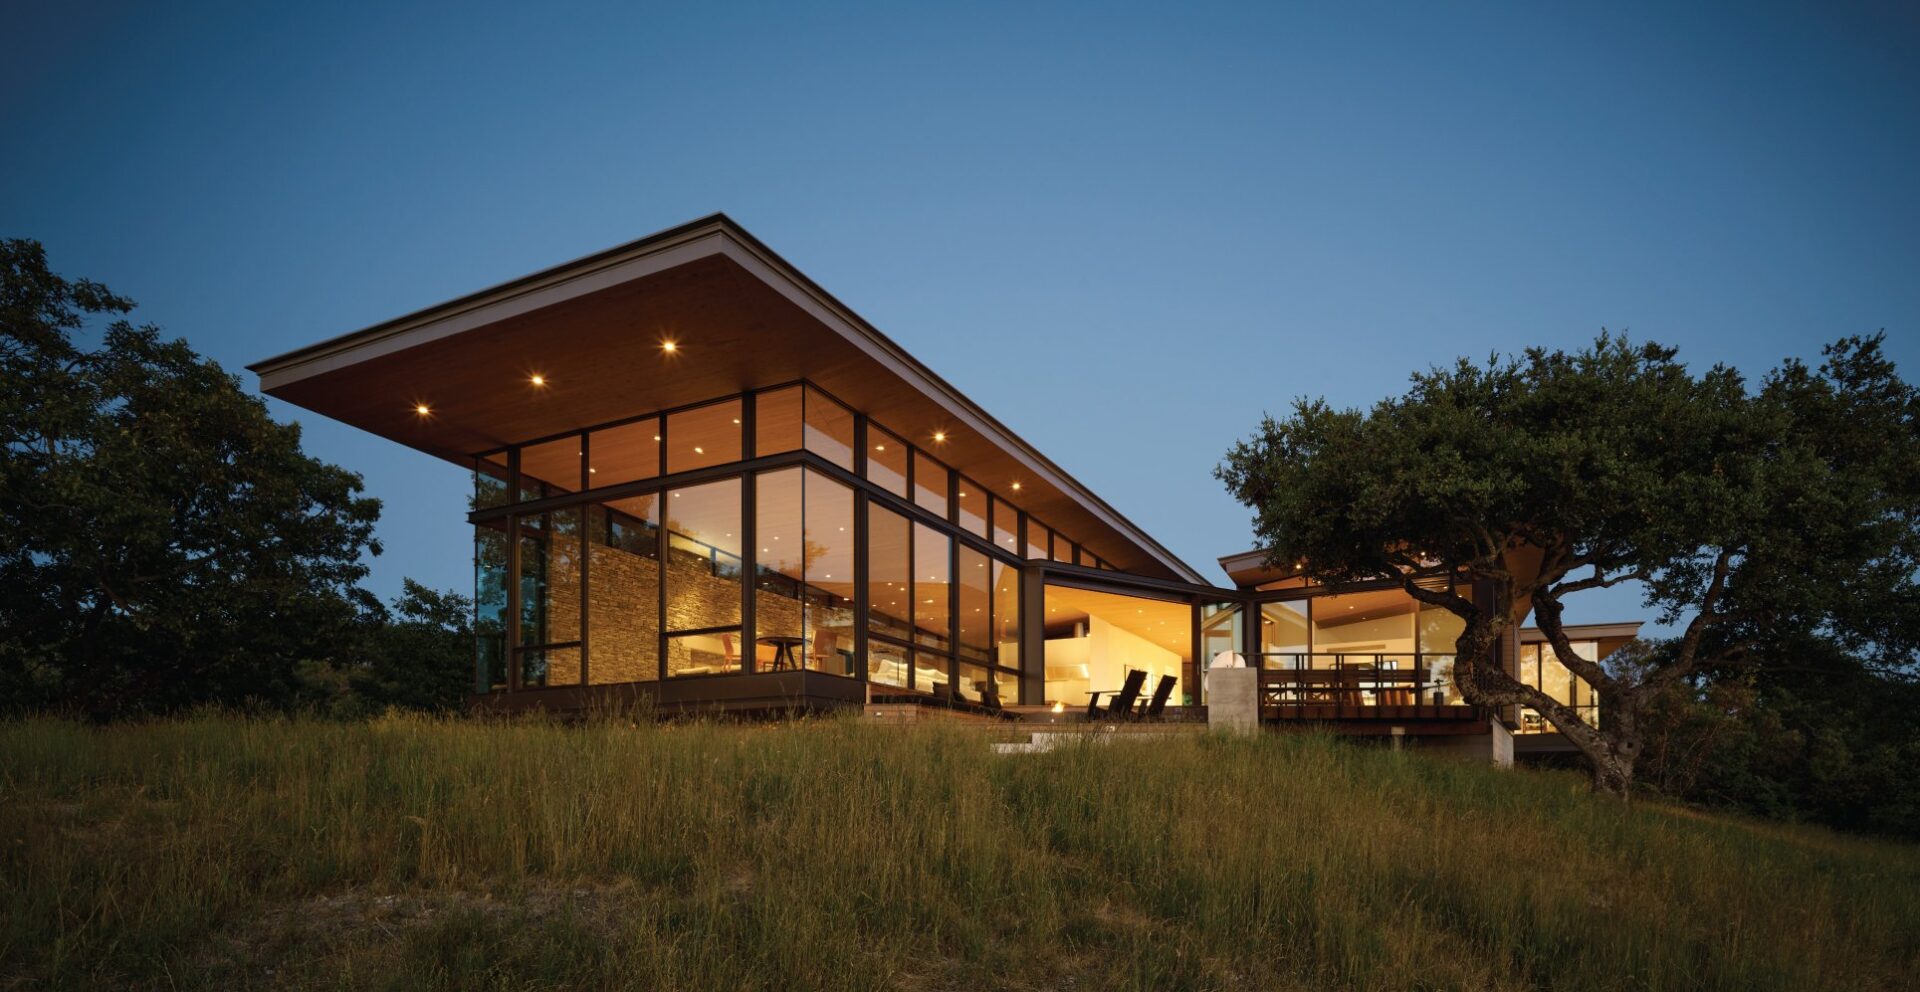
[250,214,1635,749]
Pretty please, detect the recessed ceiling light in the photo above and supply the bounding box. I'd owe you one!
[413,404,431,416]
[661,341,678,353]
[693,446,704,454]
[529,374,546,387]
[1011,482,1022,491]
[932,431,947,442]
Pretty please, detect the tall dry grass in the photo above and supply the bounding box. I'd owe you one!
[1,712,1915,990]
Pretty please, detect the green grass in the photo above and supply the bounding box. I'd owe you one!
[2,714,1915,991]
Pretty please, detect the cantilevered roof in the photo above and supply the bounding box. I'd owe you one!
[250,213,1205,583]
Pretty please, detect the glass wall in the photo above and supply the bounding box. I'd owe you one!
[913,451,949,517]
[1417,599,1468,705]
[1042,584,1191,707]
[467,382,1133,701]
[754,467,856,674]
[664,478,742,676]
[1515,641,1601,733]
[867,425,907,497]
[475,520,508,690]
[588,417,660,485]
[588,495,660,683]
[957,545,991,664]
[867,503,911,646]
[516,507,583,686]
[1200,602,1243,703]
[666,399,742,474]
[520,435,581,497]
[956,479,987,538]
[913,522,952,655]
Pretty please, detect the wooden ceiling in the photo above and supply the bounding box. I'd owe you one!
[252,217,1198,581]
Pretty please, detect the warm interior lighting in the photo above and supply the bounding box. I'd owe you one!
[1050,701,1065,715]
[932,431,947,442]
[661,340,678,353]
[413,404,430,416]
[693,446,704,454]
[1011,482,1022,490]
[529,374,546,386]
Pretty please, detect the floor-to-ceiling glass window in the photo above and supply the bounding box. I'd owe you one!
[1042,585,1190,708]
[587,495,660,684]
[866,503,911,687]
[956,545,992,701]
[1259,600,1310,667]
[1514,640,1600,733]
[992,559,1020,682]
[755,467,856,675]
[516,507,583,686]
[1200,602,1243,703]
[913,522,952,693]
[1416,596,1468,705]
[755,467,807,668]
[475,519,509,691]
[663,478,742,676]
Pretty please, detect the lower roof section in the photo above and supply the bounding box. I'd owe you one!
[250,214,1202,583]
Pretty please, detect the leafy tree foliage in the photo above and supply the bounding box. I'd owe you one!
[1630,635,1920,838]
[1218,334,1920,797]
[0,238,386,717]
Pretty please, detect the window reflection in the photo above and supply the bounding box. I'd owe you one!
[517,508,583,686]
[867,425,907,497]
[589,417,661,485]
[913,522,951,652]
[867,504,911,642]
[958,545,991,662]
[667,399,742,474]
[804,387,855,471]
[991,497,1019,554]
[913,451,949,517]
[520,435,582,497]
[475,521,508,691]
[755,386,803,456]
[956,479,987,538]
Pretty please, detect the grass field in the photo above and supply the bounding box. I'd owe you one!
[2,713,1916,991]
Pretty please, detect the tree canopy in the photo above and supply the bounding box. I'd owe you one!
[1218,334,1920,796]
[0,238,420,718]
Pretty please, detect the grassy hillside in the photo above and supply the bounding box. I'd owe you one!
[2,714,1915,991]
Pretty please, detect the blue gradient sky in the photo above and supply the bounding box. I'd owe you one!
[6,2,1916,629]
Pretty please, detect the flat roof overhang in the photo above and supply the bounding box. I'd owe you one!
[250,214,1203,583]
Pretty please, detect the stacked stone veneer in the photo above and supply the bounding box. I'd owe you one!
[542,542,811,685]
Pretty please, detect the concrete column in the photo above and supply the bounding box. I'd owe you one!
[1208,667,1260,735]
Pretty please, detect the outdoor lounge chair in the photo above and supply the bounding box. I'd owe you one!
[1137,674,1177,720]
[1086,669,1147,721]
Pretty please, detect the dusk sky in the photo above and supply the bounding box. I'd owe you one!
[6,2,1916,630]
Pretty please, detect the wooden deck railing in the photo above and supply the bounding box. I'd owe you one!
[1255,653,1479,720]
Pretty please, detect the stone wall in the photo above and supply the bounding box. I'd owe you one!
[540,542,815,684]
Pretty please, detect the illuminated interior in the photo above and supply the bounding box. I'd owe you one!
[1041,585,1192,708]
